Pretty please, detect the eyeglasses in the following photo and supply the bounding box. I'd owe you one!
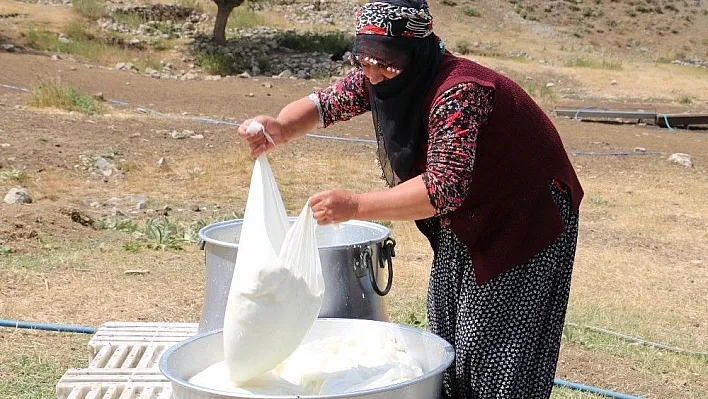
[350,55,402,74]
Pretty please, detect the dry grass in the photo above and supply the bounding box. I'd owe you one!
[0,331,88,399]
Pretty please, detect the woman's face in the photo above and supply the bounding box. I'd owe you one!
[358,58,401,84]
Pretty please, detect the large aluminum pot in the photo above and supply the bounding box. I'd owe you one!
[197,219,397,334]
[159,318,455,399]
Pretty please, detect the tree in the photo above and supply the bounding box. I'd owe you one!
[212,0,245,44]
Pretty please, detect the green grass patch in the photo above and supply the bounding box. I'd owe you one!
[194,50,241,76]
[24,24,132,63]
[112,10,148,29]
[519,81,558,103]
[462,6,481,17]
[72,0,107,20]
[0,355,66,399]
[564,57,623,70]
[0,168,29,183]
[676,94,694,105]
[2,250,92,271]
[278,31,354,59]
[589,196,610,206]
[227,5,267,29]
[28,77,103,115]
[136,58,164,72]
[388,295,428,330]
[151,38,175,51]
[455,39,472,55]
[257,55,271,73]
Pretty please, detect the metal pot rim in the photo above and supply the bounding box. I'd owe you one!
[159,318,455,399]
[198,219,391,251]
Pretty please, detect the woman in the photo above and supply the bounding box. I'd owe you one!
[237,1,584,398]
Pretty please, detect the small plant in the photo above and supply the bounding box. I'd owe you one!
[257,56,271,73]
[72,0,107,20]
[0,246,13,256]
[195,51,238,76]
[519,81,558,103]
[455,40,471,55]
[590,196,610,206]
[440,0,457,6]
[117,162,140,173]
[155,23,175,36]
[136,58,163,72]
[677,94,694,105]
[122,241,142,252]
[139,218,187,250]
[0,169,28,183]
[95,217,139,233]
[101,147,122,159]
[462,6,481,17]
[635,3,651,13]
[402,310,428,329]
[25,28,59,51]
[184,167,204,180]
[28,77,103,115]
[64,21,94,42]
[151,39,173,51]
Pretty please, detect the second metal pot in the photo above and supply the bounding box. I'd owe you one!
[197,219,397,334]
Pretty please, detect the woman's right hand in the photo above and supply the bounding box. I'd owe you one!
[237,116,288,158]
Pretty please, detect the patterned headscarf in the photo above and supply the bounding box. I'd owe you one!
[356,2,434,38]
[353,0,445,187]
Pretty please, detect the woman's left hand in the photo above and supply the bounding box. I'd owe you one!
[309,189,360,225]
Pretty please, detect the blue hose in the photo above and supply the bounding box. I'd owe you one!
[0,319,96,334]
[554,378,647,399]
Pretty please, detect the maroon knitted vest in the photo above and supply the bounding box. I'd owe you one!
[415,54,584,285]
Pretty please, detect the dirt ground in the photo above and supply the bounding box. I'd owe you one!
[1,1,708,398]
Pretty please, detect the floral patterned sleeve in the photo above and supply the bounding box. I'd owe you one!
[309,69,371,128]
[422,82,495,216]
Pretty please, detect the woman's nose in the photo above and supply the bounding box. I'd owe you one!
[362,66,382,84]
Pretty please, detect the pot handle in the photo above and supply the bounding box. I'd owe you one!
[370,237,395,296]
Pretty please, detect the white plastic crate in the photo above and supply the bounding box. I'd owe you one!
[56,369,171,399]
[87,322,198,366]
[57,322,199,399]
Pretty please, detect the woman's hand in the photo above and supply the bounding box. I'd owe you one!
[309,189,360,225]
[237,116,288,158]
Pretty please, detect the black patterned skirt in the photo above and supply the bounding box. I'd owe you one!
[424,183,579,399]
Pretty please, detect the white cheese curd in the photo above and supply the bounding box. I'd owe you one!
[189,331,424,395]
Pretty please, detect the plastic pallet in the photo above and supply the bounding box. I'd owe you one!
[56,369,171,399]
[87,322,198,367]
[56,322,199,399]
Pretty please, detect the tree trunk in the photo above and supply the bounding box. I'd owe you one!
[213,3,236,44]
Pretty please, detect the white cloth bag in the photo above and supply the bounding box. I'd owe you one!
[223,152,325,384]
